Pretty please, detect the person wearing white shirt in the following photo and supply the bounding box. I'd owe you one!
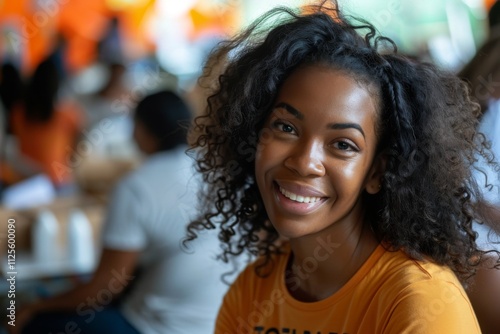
[16,91,235,334]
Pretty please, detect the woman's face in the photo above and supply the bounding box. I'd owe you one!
[255,64,383,240]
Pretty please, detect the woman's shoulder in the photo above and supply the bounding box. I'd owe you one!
[376,247,458,278]
[373,250,480,331]
[371,248,467,299]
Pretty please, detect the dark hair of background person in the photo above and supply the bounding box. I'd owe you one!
[24,58,60,123]
[0,63,24,112]
[459,34,500,112]
[134,90,191,152]
[184,0,498,284]
[0,62,25,132]
[489,1,500,31]
[460,0,500,112]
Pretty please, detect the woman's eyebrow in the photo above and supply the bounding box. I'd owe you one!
[273,102,304,120]
[328,123,365,138]
[274,102,365,138]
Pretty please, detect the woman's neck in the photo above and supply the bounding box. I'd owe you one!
[286,217,379,302]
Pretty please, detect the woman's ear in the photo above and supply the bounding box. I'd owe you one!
[365,152,387,195]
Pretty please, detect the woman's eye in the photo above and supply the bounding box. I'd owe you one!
[333,141,356,151]
[281,124,294,133]
[273,121,296,134]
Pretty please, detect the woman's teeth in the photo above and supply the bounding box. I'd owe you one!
[279,187,322,203]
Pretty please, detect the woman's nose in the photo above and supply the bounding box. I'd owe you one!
[283,140,326,177]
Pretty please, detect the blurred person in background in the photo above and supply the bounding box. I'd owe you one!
[460,34,500,246]
[79,15,128,128]
[74,15,144,160]
[458,2,500,332]
[13,90,235,334]
[0,62,24,134]
[0,62,26,188]
[79,62,128,127]
[489,0,500,37]
[9,57,84,190]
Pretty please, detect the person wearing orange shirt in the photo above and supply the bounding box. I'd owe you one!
[10,58,83,188]
[184,1,497,333]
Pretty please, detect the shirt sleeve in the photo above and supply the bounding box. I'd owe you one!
[383,279,481,334]
[101,178,148,250]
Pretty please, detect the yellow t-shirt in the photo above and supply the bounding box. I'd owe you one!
[216,244,480,334]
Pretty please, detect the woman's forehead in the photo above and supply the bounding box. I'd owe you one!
[278,65,380,114]
[271,64,380,137]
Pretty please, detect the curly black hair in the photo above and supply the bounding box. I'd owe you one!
[185,0,498,283]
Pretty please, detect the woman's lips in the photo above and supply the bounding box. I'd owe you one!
[279,186,322,203]
[273,182,328,215]
[275,180,328,198]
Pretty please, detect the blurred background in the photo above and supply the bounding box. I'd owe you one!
[0,0,497,323]
[0,0,496,85]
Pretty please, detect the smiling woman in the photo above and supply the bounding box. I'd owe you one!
[256,65,382,242]
[184,0,499,333]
